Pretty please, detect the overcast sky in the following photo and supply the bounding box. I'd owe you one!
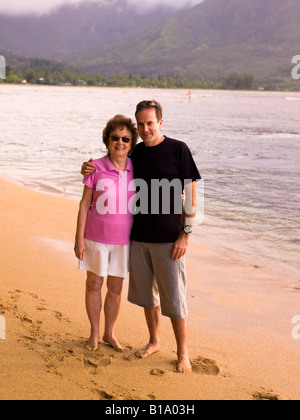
[0,0,203,15]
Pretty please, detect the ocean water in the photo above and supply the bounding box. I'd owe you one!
[1,84,299,278]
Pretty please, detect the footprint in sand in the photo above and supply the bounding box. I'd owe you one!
[149,368,166,376]
[97,390,114,400]
[4,289,73,356]
[93,387,156,401]
[123,354,136,362]
[191,356,220,376]
[253,389,280,400]
[83,354,113,370]
[84,358,99,368]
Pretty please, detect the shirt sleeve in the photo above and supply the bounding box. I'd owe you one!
[179,143,201,182]
[83,171,95,190]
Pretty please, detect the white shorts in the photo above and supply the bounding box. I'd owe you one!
[79,239,130,278]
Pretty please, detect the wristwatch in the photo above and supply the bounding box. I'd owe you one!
[183,226,192,234]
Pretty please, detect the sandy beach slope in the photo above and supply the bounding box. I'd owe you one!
[0,177,299,400]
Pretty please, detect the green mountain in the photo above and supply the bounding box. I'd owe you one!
[1,0,300,83]
[92,0,300,82]
[0,1,174,62]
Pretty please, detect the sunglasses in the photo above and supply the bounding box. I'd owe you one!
[110,135,131,143]
[136,100,160,112]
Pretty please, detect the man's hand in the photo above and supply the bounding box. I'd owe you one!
[171,180,196,261]
[81,158,96,176]
[172,232,190,261]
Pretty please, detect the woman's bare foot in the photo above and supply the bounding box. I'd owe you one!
[176,355,192,373]
[103,335,124,352]
[135,342,160,359]
[85,337,99,352]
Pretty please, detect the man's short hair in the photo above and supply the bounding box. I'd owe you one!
[135,100,163,121]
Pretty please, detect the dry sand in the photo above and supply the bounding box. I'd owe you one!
[0,177,299,400]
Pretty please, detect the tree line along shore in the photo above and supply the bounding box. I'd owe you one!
[2,60,298,91]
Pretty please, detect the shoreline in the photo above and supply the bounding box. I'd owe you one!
[5,174,299,284]
[0,177,300,400]
[2,82,300,94]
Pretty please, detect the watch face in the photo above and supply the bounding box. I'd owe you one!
[184,227,192,234]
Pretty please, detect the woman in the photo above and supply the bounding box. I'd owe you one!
[74,115,138,351]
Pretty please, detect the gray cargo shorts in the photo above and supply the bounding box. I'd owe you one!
[128,241,188,320]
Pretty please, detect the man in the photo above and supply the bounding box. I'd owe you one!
[82,100,200,373]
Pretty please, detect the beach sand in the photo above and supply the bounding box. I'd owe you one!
[0,177,299,400]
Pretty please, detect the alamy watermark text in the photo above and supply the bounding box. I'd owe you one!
[292,315,300,340]
[94,176,204,225]
[0,316,6,340]
[291,55,300,80]
[0,55,6,79]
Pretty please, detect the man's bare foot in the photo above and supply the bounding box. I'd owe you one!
[176,355,192,373]
[103,335,124,352]
[85,337,99,352]
[135,343,160,359]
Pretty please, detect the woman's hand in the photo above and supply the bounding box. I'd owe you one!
[74,186,93,261]
[74,237,85,261]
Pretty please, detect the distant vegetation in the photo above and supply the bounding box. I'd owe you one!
[1,59,293,91]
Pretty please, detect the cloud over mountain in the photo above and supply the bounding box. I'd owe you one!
[0,0,202,16]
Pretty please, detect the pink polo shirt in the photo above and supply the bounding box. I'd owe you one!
[83,155,135,245]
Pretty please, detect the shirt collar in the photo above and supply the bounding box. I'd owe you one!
[103,154,133,173]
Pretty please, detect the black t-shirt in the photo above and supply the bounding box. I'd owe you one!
[130,137,201,243]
